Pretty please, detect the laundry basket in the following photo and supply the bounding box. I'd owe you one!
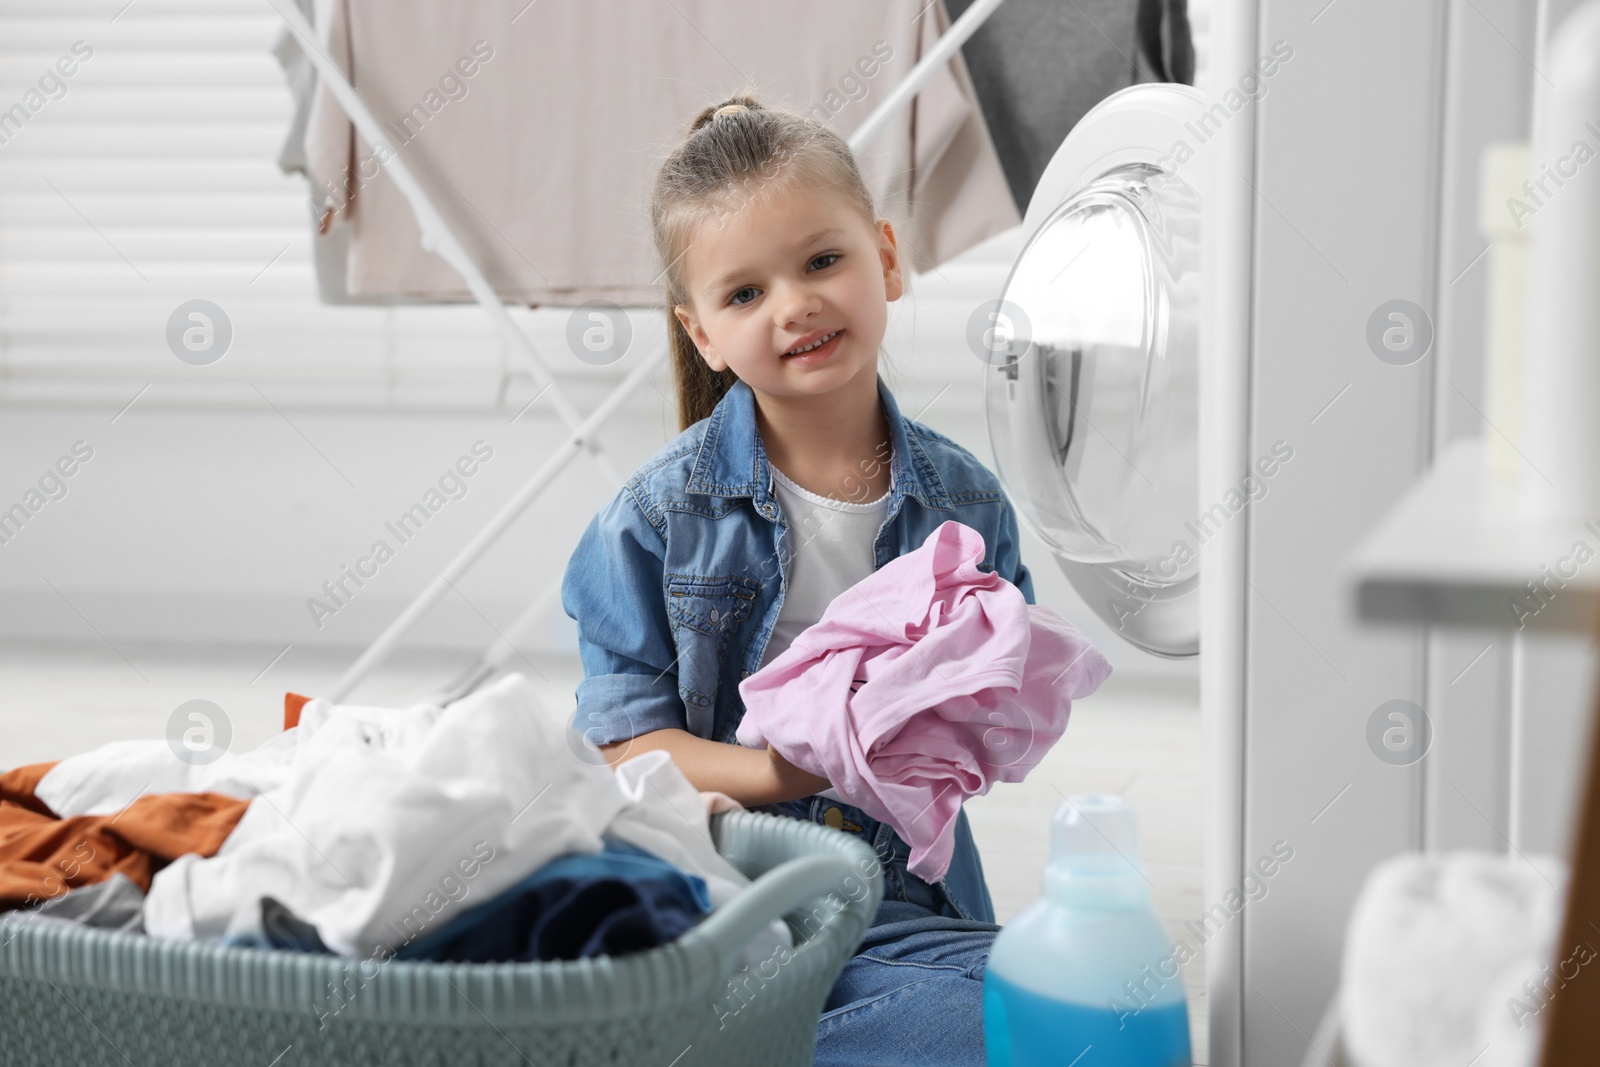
[0,809,883,1066]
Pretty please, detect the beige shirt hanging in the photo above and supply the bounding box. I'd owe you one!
[302,0,1021,305]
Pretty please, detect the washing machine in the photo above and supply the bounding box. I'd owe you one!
[982,83,1206,658]
[972,10,1492,1064]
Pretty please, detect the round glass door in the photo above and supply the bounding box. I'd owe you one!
[984,161,1201,656]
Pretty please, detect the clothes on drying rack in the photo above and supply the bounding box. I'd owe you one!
[296,0,1020,305]
[269,0,369,306]
[736,520,1112,883]
[944,0,1193,212]
[0,759,248,911]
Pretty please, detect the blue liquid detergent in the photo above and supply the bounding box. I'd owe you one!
[983,794,1193,1067]
[984,971,1191,1067]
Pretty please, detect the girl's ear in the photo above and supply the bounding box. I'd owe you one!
[674,304,728,372]
[876,219,904,302]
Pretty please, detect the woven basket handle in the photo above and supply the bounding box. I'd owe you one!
[691,854,866,981]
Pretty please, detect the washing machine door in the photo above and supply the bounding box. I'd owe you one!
[983,84,1205,658]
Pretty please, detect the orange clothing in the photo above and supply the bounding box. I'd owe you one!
[0,761,250,913]
[285,691,311,730]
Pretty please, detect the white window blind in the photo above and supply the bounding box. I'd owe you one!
[0,0,616,412]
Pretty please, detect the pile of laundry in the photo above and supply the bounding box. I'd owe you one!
[737,519,1113,883]
[0,673,788,969]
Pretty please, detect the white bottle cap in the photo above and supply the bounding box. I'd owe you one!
[1045,794,1147,902]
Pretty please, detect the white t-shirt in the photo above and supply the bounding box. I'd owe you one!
[758,456,894,672]
[757,457,893,805]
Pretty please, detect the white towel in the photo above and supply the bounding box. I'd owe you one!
[1340,849,1567,1067]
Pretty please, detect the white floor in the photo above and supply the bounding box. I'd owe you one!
[0,641,1206,1061]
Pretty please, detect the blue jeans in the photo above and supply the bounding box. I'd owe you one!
[753,798,1003,1066]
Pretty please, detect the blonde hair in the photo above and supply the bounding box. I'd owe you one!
[650,93,881,431]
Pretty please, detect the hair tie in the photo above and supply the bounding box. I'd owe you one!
[714,103,749,119]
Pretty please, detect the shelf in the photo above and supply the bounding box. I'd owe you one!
[1344,436,1600,633]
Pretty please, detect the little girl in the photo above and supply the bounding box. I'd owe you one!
[561,94,1037,1066]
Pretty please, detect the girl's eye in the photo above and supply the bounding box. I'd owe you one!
[726,254,837,306]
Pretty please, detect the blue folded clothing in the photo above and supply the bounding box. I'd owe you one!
[260,894,332,954]
[393,836,713,963]
[219,895,337,954]
[224,837,712,964]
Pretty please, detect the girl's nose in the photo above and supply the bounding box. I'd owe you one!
[774,282,823,327]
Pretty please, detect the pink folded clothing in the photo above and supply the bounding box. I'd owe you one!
[735,520,1112,882]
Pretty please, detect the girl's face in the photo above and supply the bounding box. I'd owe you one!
[673,181,903,403]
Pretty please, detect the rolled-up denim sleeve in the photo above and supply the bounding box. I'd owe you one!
[560,484,686,746]
[994,498,1037,606]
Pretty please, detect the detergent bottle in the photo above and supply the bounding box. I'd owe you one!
[983,793,1192,1066]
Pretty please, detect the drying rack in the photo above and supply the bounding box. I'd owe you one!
[265,0,1011,705]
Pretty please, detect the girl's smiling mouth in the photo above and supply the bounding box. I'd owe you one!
[782,328,844,362]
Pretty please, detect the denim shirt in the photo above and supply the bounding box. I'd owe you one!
[560,373,1036,925]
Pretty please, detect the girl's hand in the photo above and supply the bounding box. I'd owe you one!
[766,744,832,803]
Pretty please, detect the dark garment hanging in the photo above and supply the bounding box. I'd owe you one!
[1137,0,1196,85]
[944,0,1195,214]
